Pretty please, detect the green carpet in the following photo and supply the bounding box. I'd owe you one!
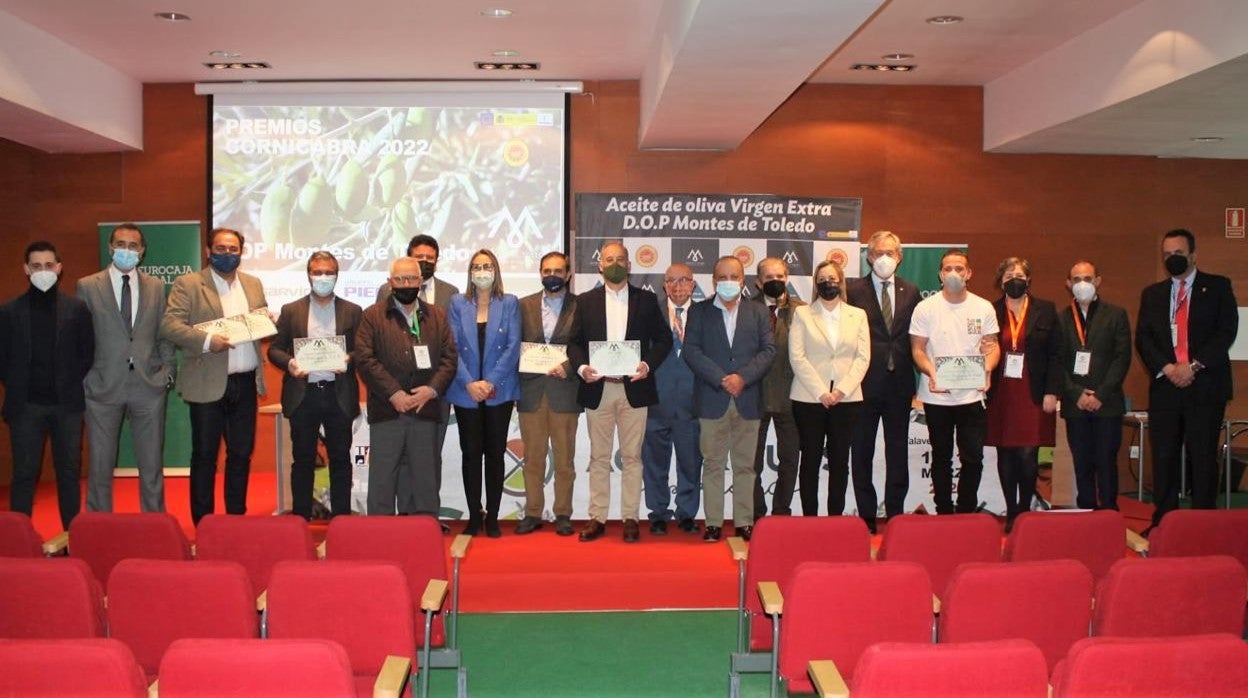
[424,610,778,697]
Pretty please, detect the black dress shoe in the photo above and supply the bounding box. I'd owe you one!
[515,516,543,535]
[623,519,641,543]
[555,515,574,536]
[485,519,501,538]
[735,525,753,542]
[703,526,722,542]
[440,522,451,534]
[649,520,668,535]
[678,518,700,534]
[865,519,878,535]
[579,519,606,542]
[463,520,481,537]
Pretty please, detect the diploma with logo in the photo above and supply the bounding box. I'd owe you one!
[589,340,642,377]
[243,308,278,340]
[195,308,278,344]
[293,336,348,372]
[519,342,568,374]
[934,355,988,390]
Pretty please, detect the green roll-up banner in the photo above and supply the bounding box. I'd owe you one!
[97,221,202,471]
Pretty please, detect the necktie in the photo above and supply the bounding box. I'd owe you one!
[121,274,133,337]
[1175,279,1189,363]
[673,306,684,354]
[881,281,894,371]
[768,304,778,332]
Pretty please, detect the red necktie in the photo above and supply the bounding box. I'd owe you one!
[768,304,778,332]
[1175,280,1189,363]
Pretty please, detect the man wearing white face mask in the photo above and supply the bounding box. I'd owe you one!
[1056,260,1132,511]
[80,223,176,513]
[682,255,776,541]
[910,249,1000,514]
[0,241,94,530]
[268,251,363,519]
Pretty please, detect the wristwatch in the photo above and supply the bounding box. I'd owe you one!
[1191,360,1205,373]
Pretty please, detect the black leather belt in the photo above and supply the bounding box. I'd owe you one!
[310,380,334,389]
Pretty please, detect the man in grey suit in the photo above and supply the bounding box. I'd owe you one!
[268,251,363,519]
[515,251,582,536]
[160,227,269,524]
[682,256,776,542]
[80,223,176,513]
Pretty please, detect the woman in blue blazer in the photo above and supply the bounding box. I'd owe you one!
[447,249,521,537]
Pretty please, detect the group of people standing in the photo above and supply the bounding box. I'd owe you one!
[0,226,1236,540]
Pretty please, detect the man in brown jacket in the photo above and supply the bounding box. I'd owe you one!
[355,257,457,516]
[750,256,804,518]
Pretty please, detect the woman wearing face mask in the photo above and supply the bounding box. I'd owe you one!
[446,249,521,536]
[986,257,1061,532]
[788,260,871,516]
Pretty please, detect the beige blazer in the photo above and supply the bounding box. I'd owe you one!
[788,301,871,403]
[160,268,268,403]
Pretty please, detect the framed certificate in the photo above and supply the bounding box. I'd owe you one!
[589,340,642,377]
[934,355,987,390]
[243,308,278,340]
[519,342,568,374]
[293,336,348,372]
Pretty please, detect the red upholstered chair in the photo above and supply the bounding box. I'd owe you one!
[106,559,258,680]
[267,560,418,698]
[0,638,147,697]
[325,514,468,696]
[1092,555,1247,637]
[0,512,48,557]
[809,639,1050,698]
[876,513,1002,601]
[1146,509,1248,565]
[0,558,105,638]
[1003,510,1125,582]
[195,514,316,599]
[755,561,932,697]
[158,638,360,698]
[68,512,191,586]
[937,560,1093,673]
[1052,634,1248,697]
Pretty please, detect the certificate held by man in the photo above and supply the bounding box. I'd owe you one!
[589,340,643,377]
[293,336,348,372]
[194,316,251,345]
[520,342,568,374]
[934,354,987,390]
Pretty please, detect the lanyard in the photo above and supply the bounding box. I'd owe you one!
[1070,301,1088,348]
[1006,296,1029,352]
[408,312,422,343]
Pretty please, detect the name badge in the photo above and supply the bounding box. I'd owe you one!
[1004,352,1025,379]
[413,345,432,369]
[1074,351,1092,376]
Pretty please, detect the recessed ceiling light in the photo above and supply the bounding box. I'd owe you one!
[852,63,917,72]
[475,61,539,71]
[204,61,271,70]
[1190,136,1223,143]
[882,53,914,61]
[492,49,520,57]
[481,8,513,18]
[208,50,241,59]
[153,11,191,21]
[926,15,963,25]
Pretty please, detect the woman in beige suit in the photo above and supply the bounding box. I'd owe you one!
[789,260,871,516]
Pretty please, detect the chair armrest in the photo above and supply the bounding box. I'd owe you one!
[373,655,412,698]
[421,579,449,612]
[757,581,783,616]
[932,594,941,614]
[42,531,69,556]
[450,534,471,559]
[727,536,749,561]
[1125,529,1149,555]
[870,541,879,561]
[256,590,267,612]
[316,540,327,559]
[148,679,159,698]
[808,660,849,698]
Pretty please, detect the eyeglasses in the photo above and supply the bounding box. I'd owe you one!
[664,277,693,286]
[391,275,421,286]
[470,263,495,272]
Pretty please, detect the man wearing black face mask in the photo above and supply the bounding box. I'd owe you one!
[161,227,269,523]
[749,257,805,518]
[515,252,582,535]
[1136,229,1238,528]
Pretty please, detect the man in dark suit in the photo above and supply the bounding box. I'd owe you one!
[750,257,804,519]
[643,262,702,535]
[0,241,94,529]
[268,251,364,519]
[1136,229,1238,527]
[846,231,921,532]
[80,223,176,513]
[683,255,776,542]
[1057,260,1132,511]
[569,241,672,543]
[515,252,582,536]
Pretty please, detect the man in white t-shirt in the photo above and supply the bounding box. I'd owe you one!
[909,249,1000,514]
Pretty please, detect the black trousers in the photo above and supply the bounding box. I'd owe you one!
[996,446,1038,522]
[793,400,861,516]
[455,402,514,522]
[1149,399,1226,526]
[289,384,354,518]
[752,409,801,517]
[923,402,986,514]
[188,372,257,524]
[1065,413,1123,510]
[8,403,82,530]
[850,394,912,521]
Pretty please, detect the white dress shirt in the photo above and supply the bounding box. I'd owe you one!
[712,295,741,348]
[211,270,259,374]
[108,264,140,328]
[604,283,629,342]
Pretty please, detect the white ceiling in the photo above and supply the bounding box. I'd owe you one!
[0,0,1245,157]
